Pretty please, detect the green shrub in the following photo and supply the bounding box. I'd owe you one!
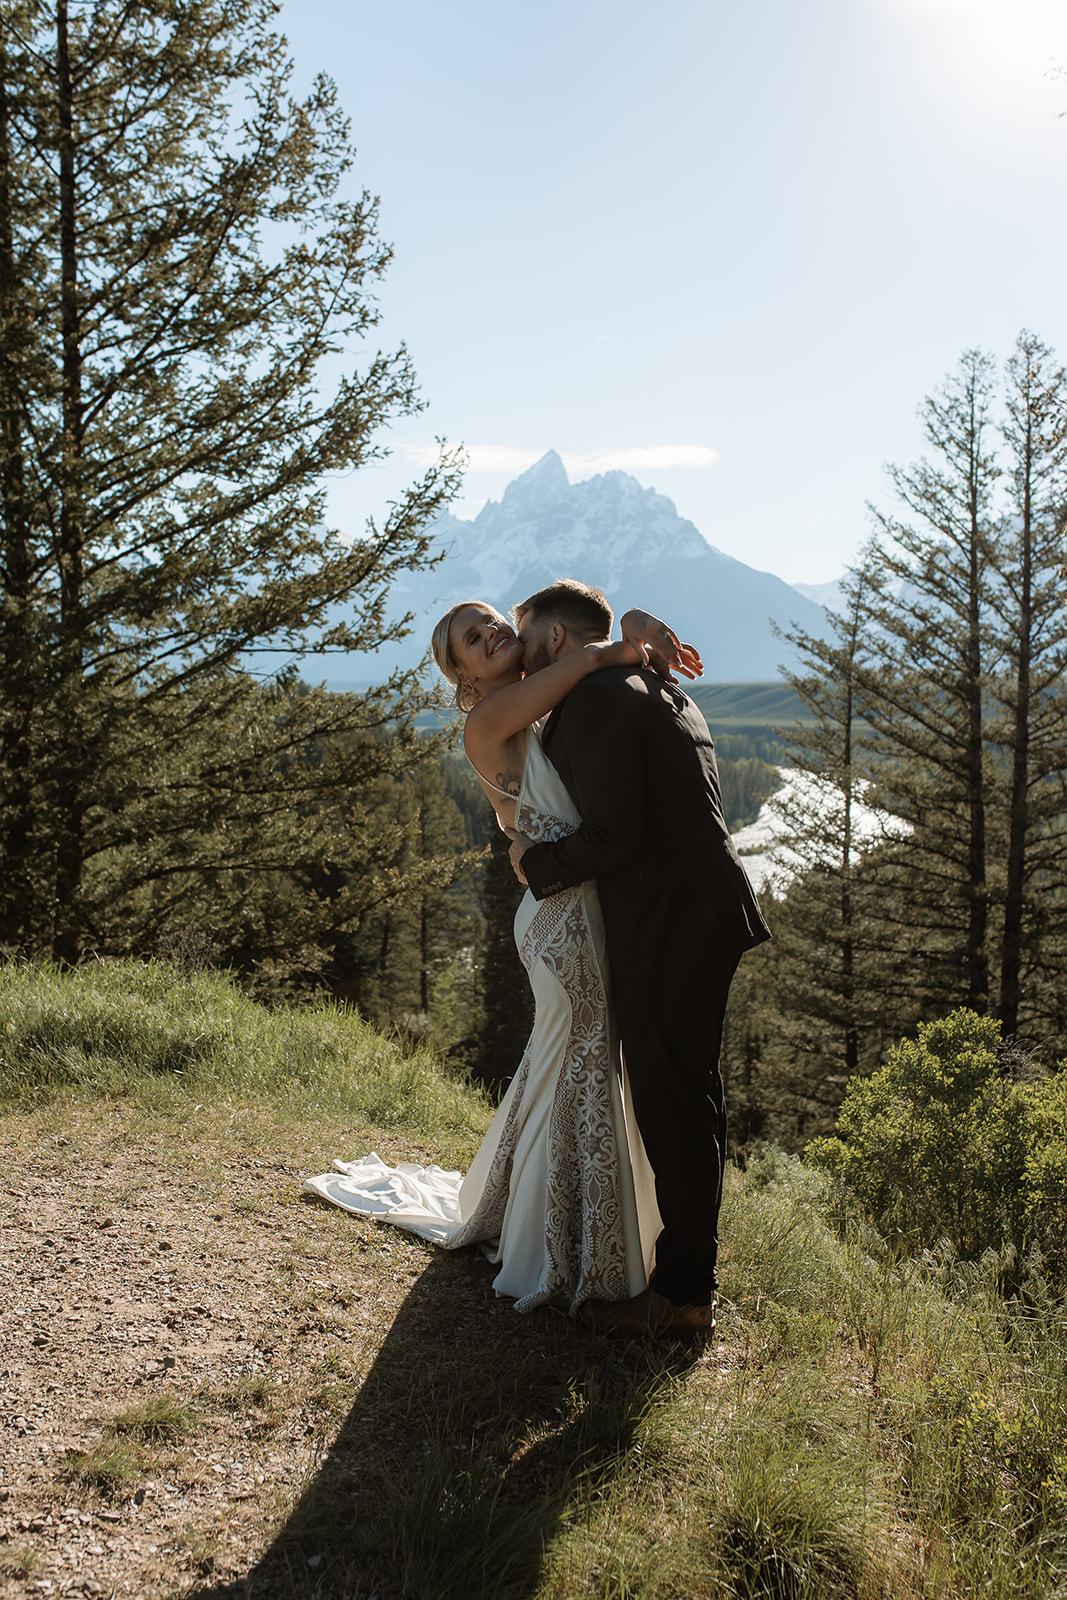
[1024,1072,1067,1275]
[806,1009,1067,1274]
[925,1377,1067,1524]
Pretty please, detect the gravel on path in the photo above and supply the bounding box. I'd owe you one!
[0,1103,437,1599]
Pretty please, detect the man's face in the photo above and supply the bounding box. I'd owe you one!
[517,612,553,674]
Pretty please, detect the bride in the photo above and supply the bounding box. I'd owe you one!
[305,596,701,1315]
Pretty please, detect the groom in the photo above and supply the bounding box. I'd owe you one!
[508,579,770,1335]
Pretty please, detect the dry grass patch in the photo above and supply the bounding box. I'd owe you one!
[102,1390,201,1442]
[0,1542,43,1581]
[58,1437,143,1498]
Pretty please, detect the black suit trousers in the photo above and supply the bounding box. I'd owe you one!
[612,954,738,1307]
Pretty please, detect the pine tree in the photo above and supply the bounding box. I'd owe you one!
[856,338,1067,1052]
[858,349,1000,1015]
[0,6,48,946]
[989,332,1067,1041]
[773,339,1067,1071]
[776,552,880,1074]
[0,0,461,967]
[736,552,908,1147]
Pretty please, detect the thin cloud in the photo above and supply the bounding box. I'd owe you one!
[401,443,719,476]
[564,446,719,473]
[400,444,539,474]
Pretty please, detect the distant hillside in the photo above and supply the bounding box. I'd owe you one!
[689,682,815,732]
[689,682,816,762]
[390,681,813,764]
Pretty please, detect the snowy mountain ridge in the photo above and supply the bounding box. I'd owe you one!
[316,451,834,686]
[410,451,717,596]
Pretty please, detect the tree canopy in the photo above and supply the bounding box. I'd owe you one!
[0,0,462,973]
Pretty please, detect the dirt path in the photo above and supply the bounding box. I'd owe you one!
[0,1100,450,1598]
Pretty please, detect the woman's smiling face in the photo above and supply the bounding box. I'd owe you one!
[448,604,523,688]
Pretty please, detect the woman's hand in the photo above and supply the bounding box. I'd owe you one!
[620,609,703,683]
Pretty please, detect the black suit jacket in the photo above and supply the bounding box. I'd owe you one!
[521,666,770,983]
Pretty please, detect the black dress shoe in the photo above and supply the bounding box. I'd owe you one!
[579,1288,716,1338]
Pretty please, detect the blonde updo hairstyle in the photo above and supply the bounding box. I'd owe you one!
[431,600,497,715]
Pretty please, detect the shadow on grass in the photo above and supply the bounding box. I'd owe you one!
[194,1246,698,1600]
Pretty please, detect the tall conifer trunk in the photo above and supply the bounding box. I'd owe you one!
[839,651,858,1076]
[856,350,996,1016]
[0,23,35,947]
[962,380,989,1012]
[998,338,1041,1035]
[999,487,1031,1036]
[993,333,1067,1042]
[53,0,86,963]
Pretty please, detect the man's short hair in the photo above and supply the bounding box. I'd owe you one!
[514,578,613,641]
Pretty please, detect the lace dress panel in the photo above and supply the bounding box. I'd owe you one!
[447,741,634,1310]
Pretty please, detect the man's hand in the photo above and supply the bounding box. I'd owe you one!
[505,827,534,885]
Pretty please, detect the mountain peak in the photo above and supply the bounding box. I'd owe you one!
[505,449,570,500]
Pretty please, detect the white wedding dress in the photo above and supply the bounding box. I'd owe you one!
[305,724,660,1313]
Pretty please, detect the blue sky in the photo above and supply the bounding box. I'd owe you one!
[278,0,1067,585]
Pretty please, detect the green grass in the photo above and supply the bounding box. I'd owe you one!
[0,957,487,1145]
[0,1542,43,1580]
[235,1151,1066,1600]
[3,958,1067,1598]
[58,1437,143,1498]
[102,1391,200,1442]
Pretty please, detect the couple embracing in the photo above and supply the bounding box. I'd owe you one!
[307,579,769,1337]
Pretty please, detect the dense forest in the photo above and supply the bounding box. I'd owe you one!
[721,339,1067,1154]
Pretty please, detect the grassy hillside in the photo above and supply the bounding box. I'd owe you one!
[414,680,813,758]
[688,681,813,730]
[690,681,815,763]
[1,961,1065,1600]
[0,959,486,1165]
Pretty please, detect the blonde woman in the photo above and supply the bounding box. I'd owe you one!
[307,587,700,1317]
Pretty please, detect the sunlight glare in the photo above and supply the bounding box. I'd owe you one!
[880,0,1067,107]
